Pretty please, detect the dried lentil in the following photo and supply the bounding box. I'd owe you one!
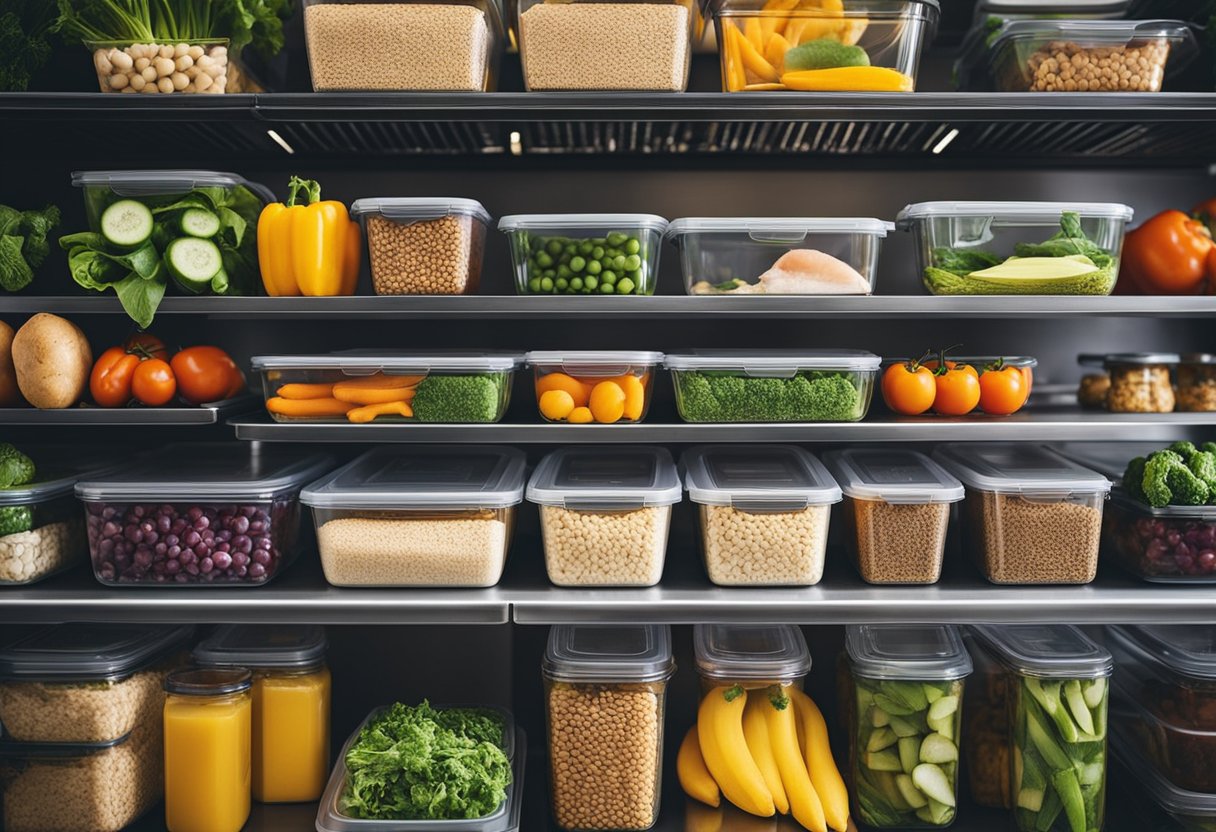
[845,498,950,584]
[1177,363,1216,412]
[0,520,83,584]
[305,4,493,91]
[547,682,663,831]
[539,505,669,586]
[698,504,828,586]
[966,491,1103,584]
[519,3,690,91]
[1017,39,1171,92]
[366,214,485,295]
[0,665,168,743]
[1106,364,1175,412]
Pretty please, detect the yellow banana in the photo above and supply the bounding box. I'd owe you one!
[678,725,721,808]
[790,688,850,832]
[742,695,790,815]
[698,686,776,818]
[763,688,826,832]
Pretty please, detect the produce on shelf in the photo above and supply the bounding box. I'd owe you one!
[883,352,1032,417]
[1118,207,1216,295]
[880,356,936,416]
[258,177,359,297]
[690,249,871,295]
[90,337,243,408]
[1122,441,1216,508]
[266,371,509,423]
[0,322,16,406]
[536,372,649,424]
[0,1,55,91]
[170,345,244,405]
[0,443,35,536]
[11,313,92,409]
[352,198,490,295]
[677,372,861,422]
[0,203,59,292]
[519,231,650,295]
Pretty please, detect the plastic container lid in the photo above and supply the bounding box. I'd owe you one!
[251,351,521,373]
[165,667,252,696]
[975,0,1128,11]
[527,446,681,510]
[968,624,1113,678]
[711,0,940,15]
[681,445,842,509]
[350,197,491,226]
[846,625,973,681]
[824,449,964,505]
[543,625,675,683]
[302,446,526,510]
[694,624,810,683]
[1110,731,1216,820]
[1110,487,1216,519]
[0,623,194,682]
[988,18,1198,55]
[665,217,894,240]
[71,169,275,204]
[525,351,664,369]
[1181,353,1216,365]
[0,731,134,759]
[896,201,1134,225]
[932,443,1112,496]
[664,350,882,375]
[0,446,128,507]
[192,625,328,670]
[498,214,669,233]
[75,444,334,503]
[1108,624,1216,681]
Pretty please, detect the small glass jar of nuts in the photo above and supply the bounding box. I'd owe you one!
[1103,353,1179,413]
[1177,354,1216,412]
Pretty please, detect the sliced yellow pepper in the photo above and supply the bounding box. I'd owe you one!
[744,17,765,52]
[758,0,800,38]
[723,24,748,91]
[764,32,791,74]
[744,82,788,90]
[781,66,915,92]
[257,176,360,297]
[736,27,780,82]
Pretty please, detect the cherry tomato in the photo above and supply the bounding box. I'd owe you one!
[933,367,982,416]
[171,346,244,405]
[980,363,1029,416]
[924,358,979,378]
[881,362,936,416]
[90,346,140,408]
[131,359,177,407]
[124,332,168,360]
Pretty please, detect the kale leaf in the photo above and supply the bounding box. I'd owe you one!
[0,204,61,292]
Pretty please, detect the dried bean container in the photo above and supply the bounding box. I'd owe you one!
[693,624,810,699]
[1101,353,1179,413]
[543,625,674,831]
[1177,353,1216,412]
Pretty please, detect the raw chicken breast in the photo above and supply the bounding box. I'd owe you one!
[756,249,871,294]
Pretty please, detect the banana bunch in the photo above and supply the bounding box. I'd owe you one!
[679,684,850,832]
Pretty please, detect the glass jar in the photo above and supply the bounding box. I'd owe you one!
[163,668,252,832]
[1104,353,1178,413]
[1177,354,1216,412]
[844,625,972,828]
[543,625,674,831]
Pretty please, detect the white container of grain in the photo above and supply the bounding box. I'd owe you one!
[932,443,1111,585]
[681,445,841,586]
[302,0,505,91]
[528,446,681,587]
[516,0,694,90]
[301,445,526,587]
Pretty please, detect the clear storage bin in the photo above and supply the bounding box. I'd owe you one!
[971,0,1130,26]
[693,623,810,695]
[824,449,963,585]
[252,351,521,424]
[1101,352,1178,413]
[961,628,1012,811]
[525,351,663,425]
[896,201,1133,296]
[682,446,841,586]
[666,217,892,295]
[301,446,526,587]
[968,625,1112,832]
[709,0,939,92]
[85,39,231,94]
[499,214,668,296]
[1177,353,1216,412]
[0,623,192,743]
[350,198,491,295]
[1110,732,1216,832]
[1103,490,1216,582]
[192,625,331,804]
[543,625,674,831]
[71,170,275,234]
[932,444,1111,585]
[844,625,972,828]
[517,0,692,90]
[666,350,880,423]
[527,447,680,587]
[303,0,504,91]
[76,445,332,586]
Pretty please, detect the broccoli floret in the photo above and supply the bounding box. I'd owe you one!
[0,506,32,536]
[1188,451,1216,497]
[411,375,504,423]
[797,373,861,421]
[675,372,721,422]
[1143,450,1185,507]
[0,444,35,488]
[742,378,789,420]
[1122,456,1148,503]
[1170,441,1199,458]
[1203,442,1216,456]
[1169,464,1211,506]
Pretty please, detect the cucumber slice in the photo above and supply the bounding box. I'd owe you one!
[874,693,917,717]
[1026,709,1071,771]
[870,705,891,728]
[1079,761,1104,787]
[916,806,936,824]
[1036,788,1064,832]
[101,199,154,248]
[923,684,945,704]
[1083,678,1106,709]
[926,712,956,742]
[180,208,221,238]
[898,736,920,774]
[868,727,898,752]
[911,763,955,807]
[928,695,959,722]
[165,238,223,293]
[890,715,921,738]
[926,798,954,825]
[919,733,958,764]
[896,774,929,809]
[1064,681,1096,735]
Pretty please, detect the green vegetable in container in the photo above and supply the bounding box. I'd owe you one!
[0,506,33,537]
[518,232,649,295]
[411,375,506,423]
[0,1,56,91]
[0,204,60,293]
[1122,443,1216,508]
[0,444,36,489]
[675,371,863,422]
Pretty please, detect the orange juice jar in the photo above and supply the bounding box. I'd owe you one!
[163,668,252,832]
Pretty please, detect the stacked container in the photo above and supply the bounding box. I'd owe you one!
[526,351,664,425]
[1110,731,1216,832]
[301,446,526,587]
[543,625,674,831]
[843,624,972,828]
[71,169,274,231]
[682,445,841,586]
[825,449,964,585]
[694,623,810,695]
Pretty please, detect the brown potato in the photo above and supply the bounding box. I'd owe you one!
[12,314,92,409]
[0,321,19,406]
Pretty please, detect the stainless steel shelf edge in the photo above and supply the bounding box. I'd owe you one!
[0,395,257,425]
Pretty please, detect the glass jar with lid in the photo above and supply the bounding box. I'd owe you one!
[1102,352,1178,413]
[1177,353,1216,412]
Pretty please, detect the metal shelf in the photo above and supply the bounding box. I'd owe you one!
[0,396,257,426]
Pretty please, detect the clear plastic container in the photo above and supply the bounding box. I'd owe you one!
[543,625,674,831]
[1103,490,1216,582]
[498,214,668,296]
[303,0,504,91]
[517,0,692,90]
[76,445,333,586]
[844,624,972,828]
[71,170,275,234]
[1177,353,1216,413]
[0,722,163,832]
[525,351,664,425]
[971,0,1130,26]
[1110,732,1216,832]
[824,449,964,585]
[666,350,880,423]
[693,623,810,695]
[1102,352,1178,413]
[896,201,1133,296]
[85,39,231,94]
[252,351,521,424]
[932,444,1111,585]
[667,218,892,296]
[350,198,491,295]
[527,447,681,587]
[968,625,1112,832]
[709,0,939,92]
[961,628,1012,811]
[301,446,526,587]
[0,623,192,743]
[682,446,841,586]
[192,625,331,803]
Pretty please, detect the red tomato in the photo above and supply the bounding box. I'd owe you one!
[131,359,177,407]
[90,347,140,408]
[933,367,982,416]
[979,364,1028,416]
[881,362,937,416]
[171,346,244,405]
[124,332,168,360]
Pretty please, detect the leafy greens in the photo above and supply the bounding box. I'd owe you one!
[0,1,56,91]
[0,204,61,293]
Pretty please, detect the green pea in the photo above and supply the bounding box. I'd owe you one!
[590,246,603,260]
[570,277,584,291]
[540,277,554,292]
[586,260,602,275]
[607,231,627,246]
[528,277,542,293]
[557,264,572,279]
[627,268,642,281]
[592,237,606,246]
[579,242,593,255]
[624,254,641,271]
[616,277,636,295]
[536,252,553,268]
[626,238,640,255]
[601,270,617,286]
[569,256,586,273]
[546,239,562,256]
[600,282,615,294]
[612,255,627,271]
[543,269,556,279]
[584,275,598,290]
[555,278,569,291]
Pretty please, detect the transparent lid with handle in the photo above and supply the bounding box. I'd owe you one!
[665,217,894,240]
[681,445,841,510]
[71,169,276,204]
[527,447,681,510]
[1107,624,1216,682]
[824,449,964,504]
[543,625,674,683]
[846,625,972,681]
[968,624,1113,679]
[350,197,491,226]
[251,351,521,374]
[0,623,194,682]
[694,625,810,683]
[192,625,328,670]
[897,201,1133,225]
[664,349,881,375]
[0,445,129,507]
[498,214,669,234]
[932,443,1111,496]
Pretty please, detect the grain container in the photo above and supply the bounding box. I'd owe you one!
[525,351,663,425]
[1097,352,1179,413]
[1177,354,1216,412]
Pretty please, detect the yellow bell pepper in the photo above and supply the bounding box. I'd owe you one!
[781,66,914,92]
[257,176,360,297]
